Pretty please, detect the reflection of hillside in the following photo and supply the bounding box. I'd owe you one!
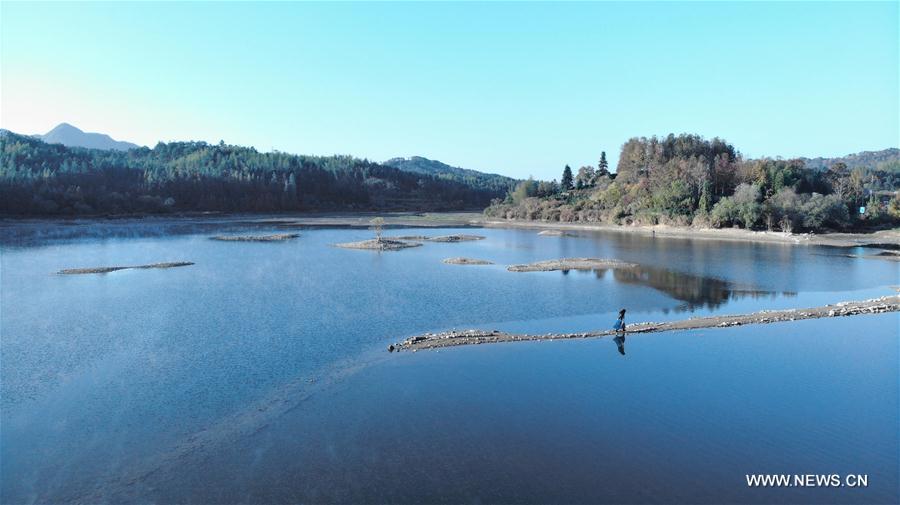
[586,266,795,311]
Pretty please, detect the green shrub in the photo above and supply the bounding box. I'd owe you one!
[801,193,849,230]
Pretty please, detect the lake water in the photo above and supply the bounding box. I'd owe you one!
[1,218,897,503]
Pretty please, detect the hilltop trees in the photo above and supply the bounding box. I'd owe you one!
[598,152,609,177]
[509,178,538,203]
[485,133,899,232]
[575,166,596,189]
[561,165,574,191]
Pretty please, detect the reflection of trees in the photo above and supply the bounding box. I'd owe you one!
[584,266,795,311]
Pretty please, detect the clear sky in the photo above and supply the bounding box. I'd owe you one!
[1,2,897,180]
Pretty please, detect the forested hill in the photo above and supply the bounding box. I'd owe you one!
[799,148,899,172]
[486,134,899,233]
[384,156,517,194]
[0,130,508,216]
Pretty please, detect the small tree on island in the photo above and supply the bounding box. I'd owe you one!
[561,165,574,191]
[369,217,385,243]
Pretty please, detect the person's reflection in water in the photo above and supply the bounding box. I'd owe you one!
[613,334,626,356]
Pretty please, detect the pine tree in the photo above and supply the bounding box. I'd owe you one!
[598,151,609,177]
[561,165,574,190]
[698,180,712,214]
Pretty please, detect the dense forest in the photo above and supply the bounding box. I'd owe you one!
[383,156,517,195]
[486,135,900,232]
[0,131,513,216]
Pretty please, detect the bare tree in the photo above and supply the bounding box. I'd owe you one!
[369,217,385,243]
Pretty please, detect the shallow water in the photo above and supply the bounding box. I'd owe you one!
[1,219,897,503]
[134,315,900,504]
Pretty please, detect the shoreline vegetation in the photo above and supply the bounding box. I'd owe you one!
[209,233,299,242]
[57,262,194,275]
[485,135,899,236]
[396,296,900,351]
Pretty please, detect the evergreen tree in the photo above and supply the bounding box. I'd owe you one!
[598,151,609,177]
[698,180,712,214]
[561,165,574,190]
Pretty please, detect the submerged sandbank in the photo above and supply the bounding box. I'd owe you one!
[537,230,578,237]
[334,238,422,251]
[396,296,899,351]
[442,257,494,265]
[336,233,484,251]
[507,258,638,272]
[867,251,900,261]
[390,234,486,242]
[210,233,299,242]
[429,234,485,242]
[57,262,194,275]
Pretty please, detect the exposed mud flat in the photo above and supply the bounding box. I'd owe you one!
[396,296,900,351]
[388,234,486,242]
[428,234,485,242]
[334,238,422,251]
[866,250,900,262]
[507,258,639,272]
[210,233,299,242]
[57,262,194,275]
[537,230,578,237]
[391,235,431,241]
[483,219,900,248]
[442,257,494,265]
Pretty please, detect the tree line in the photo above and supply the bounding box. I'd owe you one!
[0,131,510,216]
[486,134,900,232]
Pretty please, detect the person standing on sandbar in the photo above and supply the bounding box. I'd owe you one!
[614,308,626,335]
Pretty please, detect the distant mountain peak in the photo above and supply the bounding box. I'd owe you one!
[37,122,140,151]
[51,122,78,130]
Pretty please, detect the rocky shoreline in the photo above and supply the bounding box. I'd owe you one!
[394,296,900,351]
[482,219,900,249]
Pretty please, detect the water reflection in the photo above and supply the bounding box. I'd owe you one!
[613,334,626,356]
[566,265,795,311]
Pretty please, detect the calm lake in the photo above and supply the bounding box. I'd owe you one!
[1,217,897,504]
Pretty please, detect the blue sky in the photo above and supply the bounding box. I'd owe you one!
[1,1,897,180]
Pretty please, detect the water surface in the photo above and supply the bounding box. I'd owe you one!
[1,219,896,503]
